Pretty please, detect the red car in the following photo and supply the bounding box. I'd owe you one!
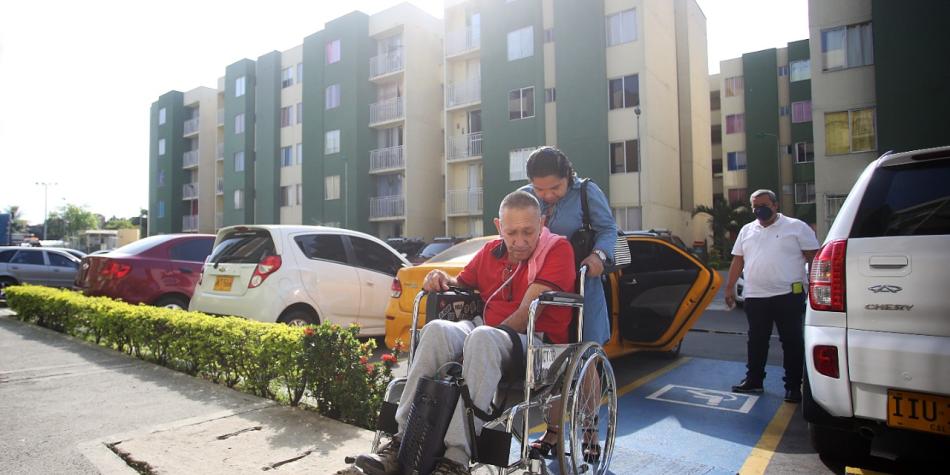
[75,234,215,309]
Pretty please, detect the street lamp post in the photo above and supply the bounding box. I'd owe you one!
[35,182,57,241]
[634,105,643,230]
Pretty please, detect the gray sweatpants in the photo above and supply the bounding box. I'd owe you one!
[394,319,527,466]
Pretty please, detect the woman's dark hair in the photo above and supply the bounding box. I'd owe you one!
[526,146,575,184]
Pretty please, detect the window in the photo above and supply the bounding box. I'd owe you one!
[295,234,347,265]
[326,39,341,64]
[544,87,556,103]
[325,84,341,109]
[612,207,642,231]
[158,169,165,186]
[606,8,637,46]
[794,182,816,204]
[325,130,340,154]
[169,239,213,262]
[544,28,554,43]
[790,59,810,81]
[234,151,245,172]
[724,76,743,97]
[296,143,303,165]
[158,138,166,156]
[779,105,791,117]
[280,185,296,207]
[281,106,293,128]
[711,124,722,145]
[234,113,245,134]
[727,188,748,205]
[608,74,639,110]
[48,252,76,268]
[727,151,747,171]
[777,65,789,76]
[12,250,44,265]
[508,87,534,120]
[507,26,534,61]
[710,90,720,111]
[281,146,294,167]
[712,159,723,175]
[158,200,166,218]
[795,142,814,163]
[609,140,639,174]
[158,107,166,125]
[792,100,811,123]
[233,189,244,210]
[296,102,303,124]
[825,107,876,155]
[509,148,532,181]
[0,250,16,263]
[822,22,873,71]
[325,175,341,200]
[281,67,294,88]
[725,114,745,134]
[351,237,403,276]
[235,76,246,97]
[297,63,303,84]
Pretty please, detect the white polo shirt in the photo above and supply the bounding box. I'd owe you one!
[732,213,820,298]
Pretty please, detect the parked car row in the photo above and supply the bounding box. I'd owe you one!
[0,247,82,301]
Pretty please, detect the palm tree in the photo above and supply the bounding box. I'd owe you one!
[693,198,754,260]
[4,205,27,233]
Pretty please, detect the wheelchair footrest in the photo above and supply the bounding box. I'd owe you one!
[474,427,512,468]
[376,401,399,435]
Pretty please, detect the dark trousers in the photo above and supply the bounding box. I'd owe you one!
[743,292,805,390]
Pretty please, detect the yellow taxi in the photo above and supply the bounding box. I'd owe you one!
[385,232,721,359]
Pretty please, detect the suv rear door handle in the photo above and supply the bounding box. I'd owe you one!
[869,256,908,269]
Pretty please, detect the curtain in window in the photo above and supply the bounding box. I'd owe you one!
[624,75,639,108]
[625,140,638,172]
[825,111,850,154]
[851,108,876,152]
[509,90,522,119]
[821,28,846,69]
[609,79,624,109]
[606,13,623,46]
[610,142,625,173]
[847,23,873,67]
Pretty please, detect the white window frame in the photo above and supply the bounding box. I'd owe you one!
[325,175,341,200]
[792,100,811,123]
[234,113,245,134]
[158,169,165,187]
[606,8,637,46]
[508,86,535,120]
[608,74,639,110]
[234,151,245,172]
[296,102,303,124]
[509,147,533,181]
[158,138,166,156]
[821,22,873,71]
[297,63,304,84]
[794,182,816,204]
[725,113,745,134]
[158,107,166,125]
[611,207,642,232]
[507,26,534,61]
[157,201,165,218]
[779,105,791,117]
[235,76,246,97]
[724,76,744,97]
[825,107,877,155]
[280,105,293,128]
[609,140,638,174]
[795,142,814,163]
[295,184,302,206]
[544,87,556,103]
[790,59,811,82]
[280,146,294,167]
[281,67,294,88]
[325,130,341,154]
[727,151,747,171]
[233,189,244,210]
[326,39,341,64]
[296,143,303,165]
[326,84,341,110]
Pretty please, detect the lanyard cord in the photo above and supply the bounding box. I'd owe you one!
[482,261,522,319]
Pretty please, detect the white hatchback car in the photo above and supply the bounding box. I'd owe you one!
[803,146,950,461]
[189,225,410,336]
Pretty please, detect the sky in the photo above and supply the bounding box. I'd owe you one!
[0,0,807,225]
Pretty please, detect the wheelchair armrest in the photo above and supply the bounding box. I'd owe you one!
[538,291,584,306]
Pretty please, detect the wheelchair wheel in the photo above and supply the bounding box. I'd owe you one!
[557,342,617,475]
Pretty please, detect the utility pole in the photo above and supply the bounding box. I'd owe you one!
[35,182,57,241]
[634,106,643,230]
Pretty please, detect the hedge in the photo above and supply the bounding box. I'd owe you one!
[4,285,400,430]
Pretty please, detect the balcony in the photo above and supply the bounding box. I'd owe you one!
[216,178,223,195]
[182,150,199,169]
[182,182,199,200]
[446,76,481,109]
[369,145,405,173]
[183,117,200,136]
[447,187,483,216]
[370,195,405,220]
[369,48,404,79]
[445,27,480,58]
[369,97,404,126]
[446,132,483,161]
[216,142,224,161]
[182,214,198,232]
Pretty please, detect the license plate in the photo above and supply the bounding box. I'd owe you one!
[213,275,234,292]
[887,389,950,436]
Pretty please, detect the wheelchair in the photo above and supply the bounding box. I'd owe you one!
[370,267,618,475]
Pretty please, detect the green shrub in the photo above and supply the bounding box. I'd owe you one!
[4,285,398,430]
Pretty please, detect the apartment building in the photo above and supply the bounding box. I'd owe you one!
[808,0,949,238]
[149,4,443,239]
[443,0,713,243]
[710,40,816,226]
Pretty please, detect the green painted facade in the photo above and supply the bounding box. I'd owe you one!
[149,91,185,235]
[742,49,780,195]
[480,0,546,230]
[254,51,282,224]
[871,0,950,154]
[553,0,610,189]
[223,59,256,226]
[787,39,815,224]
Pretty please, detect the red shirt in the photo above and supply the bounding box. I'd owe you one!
[456,238,576,344]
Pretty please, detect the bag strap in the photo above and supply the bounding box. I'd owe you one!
[579,178,593,230]
[496,324,524,382]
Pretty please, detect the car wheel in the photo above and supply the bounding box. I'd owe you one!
[809,423,870,463]
[154,295,189,310]
[279,309,318,326]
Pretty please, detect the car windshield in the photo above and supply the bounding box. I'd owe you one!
[209,229,276,264]
[427,238,491,263]
[417,241,456,260]
[109,234,174,256]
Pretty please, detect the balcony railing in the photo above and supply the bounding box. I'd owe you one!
[182,182,199,200]
[182,215,198,232]
[216,143,224,161]
[369,97,404,125]
[183,150,199,169]
[216,178,223,195]
[446,76,481,108]
[447,187,483,215]
[369,48,404,79]
[370,195,405,219]
[446,132,483,161]
[215,212,223,229]
[445,27,480,57]
[369,145,405,172]
[183,117,200,136]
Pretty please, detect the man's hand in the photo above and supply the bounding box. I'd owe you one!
[422,269,455,292]
[724,288,736,310]
[580,253,605,277]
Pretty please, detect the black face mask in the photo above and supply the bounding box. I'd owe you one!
[754,205,774,221]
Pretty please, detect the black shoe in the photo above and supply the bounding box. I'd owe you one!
[784,388,802,403]
[731,379,764,394]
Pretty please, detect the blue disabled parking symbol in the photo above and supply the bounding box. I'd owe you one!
[646,384,759,413]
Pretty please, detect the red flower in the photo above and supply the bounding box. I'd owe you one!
[365,363,374,373]
[381,353,397,364]
[393,340,405,352]
[359,356,369,364]
[303,327,315,337]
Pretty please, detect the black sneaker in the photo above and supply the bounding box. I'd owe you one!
[731,379,764,394]
[354,437,401,475]
[784,388,802,403]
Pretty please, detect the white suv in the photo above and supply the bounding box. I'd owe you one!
[189,225,409,336]
[804,146,950,461]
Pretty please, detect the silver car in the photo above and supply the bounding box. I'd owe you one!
[0,247,81,300]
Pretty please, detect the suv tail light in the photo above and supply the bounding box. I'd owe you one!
[809,240,847,312]
[249,255,281,288]
[391,278,402,298]
[99,261,132,279]
[813,345,840,378]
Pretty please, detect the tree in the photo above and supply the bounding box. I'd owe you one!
[693,198,754,261]
[4,205,28,233]
[104,217,134,230]
[52,204,99,238]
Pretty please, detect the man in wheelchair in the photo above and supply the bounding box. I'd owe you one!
[352,191,576,475]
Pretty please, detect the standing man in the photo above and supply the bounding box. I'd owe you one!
[725,189,819,402]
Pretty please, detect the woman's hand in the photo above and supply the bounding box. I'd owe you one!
[581,254,605,277]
